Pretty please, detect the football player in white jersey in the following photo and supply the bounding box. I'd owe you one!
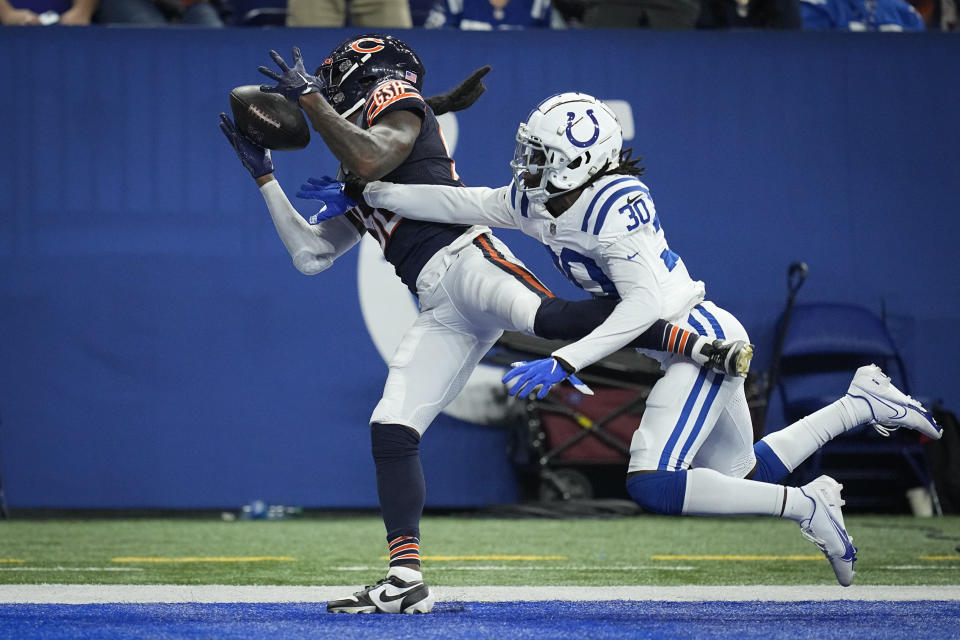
[223,44,753,614]
[300,92,942,587]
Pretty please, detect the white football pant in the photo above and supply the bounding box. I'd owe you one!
[628,301,756,477]
[370,231,549,434]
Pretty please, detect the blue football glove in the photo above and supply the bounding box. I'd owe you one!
[296,176,358,225]
[219,113,274,179]
[258,47,323,103]
[502,358,592,399]
[297,175,344,199]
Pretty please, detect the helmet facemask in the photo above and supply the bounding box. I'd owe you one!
[317,56,374,119]
[510,124,581,205]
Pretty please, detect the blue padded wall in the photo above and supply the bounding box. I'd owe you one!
[0,27,957,508]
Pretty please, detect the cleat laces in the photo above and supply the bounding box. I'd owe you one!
[353,577,389,598]
[800,527,827,551]
[869,388,922,436]
[871,422,897,437]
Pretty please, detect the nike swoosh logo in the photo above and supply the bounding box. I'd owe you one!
[801,488,856,564]
[828,513,857,562]
[377,586,420,602]
[627,252,639,260]
[627,194,642,205]
[859,390,908,421]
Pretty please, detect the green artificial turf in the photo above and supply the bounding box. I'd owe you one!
[1,514,958,587]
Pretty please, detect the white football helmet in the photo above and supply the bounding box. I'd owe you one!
[511,93,623,205]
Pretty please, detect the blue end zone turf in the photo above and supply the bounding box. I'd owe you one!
[1,601,958,639]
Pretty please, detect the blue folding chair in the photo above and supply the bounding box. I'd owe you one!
[773,302,939,513]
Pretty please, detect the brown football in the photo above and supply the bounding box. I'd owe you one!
[229,85,310,151]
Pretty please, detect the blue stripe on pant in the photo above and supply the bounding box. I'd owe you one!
[657,367,709,471]
[692,304,725,339]
[656,304,727,471]
[674,372,725,466]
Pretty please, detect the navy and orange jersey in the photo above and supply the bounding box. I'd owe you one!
[350,78,470,294]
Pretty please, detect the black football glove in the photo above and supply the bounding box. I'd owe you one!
[219,113,274,179]
[258,48,323,103]
[425,65,491,116]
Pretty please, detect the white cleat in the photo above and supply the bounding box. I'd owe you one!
[846,364,941,439]
[326,566,435,614]
[799,475,857,587]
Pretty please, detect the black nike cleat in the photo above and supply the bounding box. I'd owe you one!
[326,568,435,614]
[702,339,753,377]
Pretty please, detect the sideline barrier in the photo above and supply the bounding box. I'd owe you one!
[0,28,957,508]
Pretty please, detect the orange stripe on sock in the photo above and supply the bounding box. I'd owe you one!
[392,544,420,554]
[667,326,680,352]
[475,235,553,298]
[678,331,691,355]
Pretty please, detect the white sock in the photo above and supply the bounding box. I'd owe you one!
[387,565,423,581]
[681,468,813,521]
[782,486,816,523]
[759,397,862,474]
[688,335,712,367]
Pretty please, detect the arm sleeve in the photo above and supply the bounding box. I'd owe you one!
[363,181,520,229]
[260,180,362,275]
[550,239,663,371]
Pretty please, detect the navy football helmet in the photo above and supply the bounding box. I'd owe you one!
[317,34,426,119]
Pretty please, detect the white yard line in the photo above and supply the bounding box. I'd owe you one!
[1,584,959,604]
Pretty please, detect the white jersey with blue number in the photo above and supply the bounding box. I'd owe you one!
[364,175,706,370]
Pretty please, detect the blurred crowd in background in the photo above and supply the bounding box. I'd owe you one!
[0,0,955,32]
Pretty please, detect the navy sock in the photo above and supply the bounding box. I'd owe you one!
[534,297,618,340]
[638,320,701,357]
[534,298,696,354]
[370,423,424,567]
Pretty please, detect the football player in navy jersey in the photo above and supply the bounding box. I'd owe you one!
[301,92,943,589]
[220,36,751,613]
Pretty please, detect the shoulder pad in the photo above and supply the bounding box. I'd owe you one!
[579,176,653,237]
[363,80,425,128]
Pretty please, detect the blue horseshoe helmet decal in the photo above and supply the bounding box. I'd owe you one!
[565,109,600,148]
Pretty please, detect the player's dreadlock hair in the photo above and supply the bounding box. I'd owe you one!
[577,147,645,193]
[610,147,645,177]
